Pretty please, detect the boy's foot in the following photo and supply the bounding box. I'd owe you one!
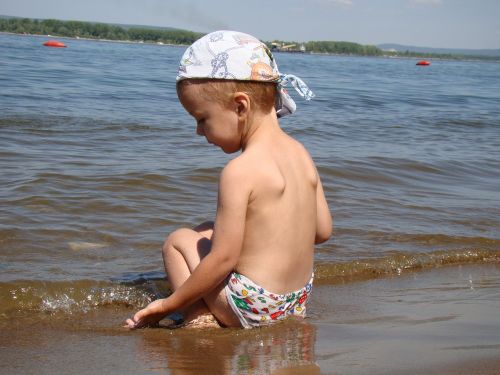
[161,313,185,329]
[184,313,221,329]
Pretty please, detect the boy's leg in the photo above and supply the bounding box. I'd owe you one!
[162,222,241,327]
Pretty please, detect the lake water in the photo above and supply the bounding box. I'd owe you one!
[1,33,499,374]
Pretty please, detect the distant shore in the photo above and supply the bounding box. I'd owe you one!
[2,16,499,61]
[0,31,187,48]
[4,31,499,64]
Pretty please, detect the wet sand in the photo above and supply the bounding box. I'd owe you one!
[1,263,499,374]
[312,263,500,374]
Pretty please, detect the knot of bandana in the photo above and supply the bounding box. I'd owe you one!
[177,30,315,118]
[276,74,316,118]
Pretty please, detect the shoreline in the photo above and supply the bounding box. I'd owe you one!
[3,31,499,62]
[0,31,188,48]
[2,263,499,374]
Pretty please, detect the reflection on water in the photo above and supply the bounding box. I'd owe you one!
[135,321,319,374]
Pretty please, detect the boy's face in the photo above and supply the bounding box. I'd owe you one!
[178,84,242,154]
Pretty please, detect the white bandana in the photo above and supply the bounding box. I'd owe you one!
[177,30,315,118]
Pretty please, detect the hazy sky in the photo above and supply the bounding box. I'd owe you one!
[1,0,499,49]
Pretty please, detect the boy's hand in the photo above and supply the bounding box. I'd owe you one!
[124,298,170,329]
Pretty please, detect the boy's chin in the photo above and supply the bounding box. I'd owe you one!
[218,143,241,154]
[220,146,241,154]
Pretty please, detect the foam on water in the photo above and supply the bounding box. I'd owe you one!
[1,249,498,317]
[1,279,163,315]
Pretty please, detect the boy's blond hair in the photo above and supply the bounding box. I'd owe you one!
[177,79,277,113]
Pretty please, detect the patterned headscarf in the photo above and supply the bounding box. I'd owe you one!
[177,30,315,118]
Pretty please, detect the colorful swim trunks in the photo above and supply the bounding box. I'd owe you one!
[224,272,314,329]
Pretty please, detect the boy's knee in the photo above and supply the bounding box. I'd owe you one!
[194,221,214,240]
[162,227,196,254]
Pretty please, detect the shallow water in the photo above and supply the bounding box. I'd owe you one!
[1,33,500,373]
[1,264,499,374]
[313,264,500,374]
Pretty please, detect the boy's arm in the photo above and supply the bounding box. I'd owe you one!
[125,161,250,328]
[168,161,249,305]
[315,173,332,244]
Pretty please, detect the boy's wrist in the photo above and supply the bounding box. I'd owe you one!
[160,295,178,314]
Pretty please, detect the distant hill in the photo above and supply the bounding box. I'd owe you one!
[378,43,500,58]
[103,22,188,32]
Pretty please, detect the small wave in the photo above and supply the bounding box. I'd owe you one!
[0,279,168,316]
[338,228,500,248]
[2,249,498,316]
[19,171,173,190]
[185,167,220,184]
[315,249,500,284]
[68,241,107,251]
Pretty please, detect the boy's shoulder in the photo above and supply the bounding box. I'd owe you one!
[222,134,315,185]
[218,146,270,198]
[226,133,314,173]
[223,139,269,170]
[219,155,253,188]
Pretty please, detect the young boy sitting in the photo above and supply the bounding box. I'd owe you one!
[125,30,332,329]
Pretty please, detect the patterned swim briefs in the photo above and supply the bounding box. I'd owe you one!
[224,271,314,329]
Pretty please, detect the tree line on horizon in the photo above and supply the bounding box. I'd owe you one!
[0,16,492,60]
[0,17,203,45]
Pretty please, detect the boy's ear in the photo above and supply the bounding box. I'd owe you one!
[233,92,250,117]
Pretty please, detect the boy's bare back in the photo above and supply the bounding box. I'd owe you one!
[227,124,322,294]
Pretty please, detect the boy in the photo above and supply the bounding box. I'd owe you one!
[125,30,332,329]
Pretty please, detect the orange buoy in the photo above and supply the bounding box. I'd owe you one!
[43,40,67,48]
[416,60,430,66]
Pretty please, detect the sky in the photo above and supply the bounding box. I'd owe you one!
[1,0,499,49]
